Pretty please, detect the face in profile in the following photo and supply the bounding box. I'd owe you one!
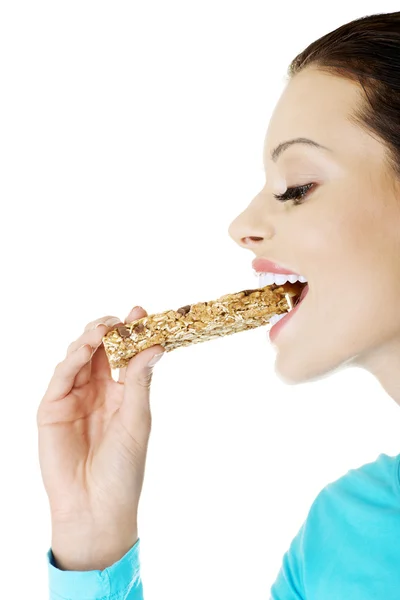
[228,67,400,386]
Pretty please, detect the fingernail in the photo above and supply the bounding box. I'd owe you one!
[147,352,165,367]
[107,317,122,327]
[78,344,95,358]
[78,344,90,351]
[96,317,121,329]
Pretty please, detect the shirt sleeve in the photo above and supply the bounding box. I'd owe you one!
[47,538,144,600]
[269,522,306,600]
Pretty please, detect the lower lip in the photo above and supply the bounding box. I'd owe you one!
[268,285,309,343]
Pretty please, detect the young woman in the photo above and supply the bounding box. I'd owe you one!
[38,10,400,599]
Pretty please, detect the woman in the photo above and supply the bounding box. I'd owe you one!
[38,10,400,599]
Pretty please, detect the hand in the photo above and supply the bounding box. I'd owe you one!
[37,306,165,570]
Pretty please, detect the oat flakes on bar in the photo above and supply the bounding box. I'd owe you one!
[102,283,301,369]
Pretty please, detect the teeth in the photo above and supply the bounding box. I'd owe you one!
[269,313,287,326]
[254,271,308,287]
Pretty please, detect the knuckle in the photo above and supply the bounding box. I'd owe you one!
[67,341,76,353]
[36,403,45,424]
[54,360,64,372]
[67,323,110,356]
[67,339,84,355]
[64,316,121,358]
[136,372,153,389]
[37,403,52,427]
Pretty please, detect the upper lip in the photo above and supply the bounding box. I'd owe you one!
[252,258,301,275]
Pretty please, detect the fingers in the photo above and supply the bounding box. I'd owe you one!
[118,306,148,384]
[67,316,122,356]
[73,316,124,388]
[40,308,158,413]
[41,343,94,404]
[42,316,124,405]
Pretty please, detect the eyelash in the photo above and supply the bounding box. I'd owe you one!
[273,183,314,205]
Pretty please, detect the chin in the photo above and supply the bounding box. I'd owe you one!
[273,348,354,386]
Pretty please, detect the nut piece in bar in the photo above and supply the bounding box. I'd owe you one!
[103,281,305,369]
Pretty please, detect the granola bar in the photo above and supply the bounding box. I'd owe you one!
[102,282,304,369]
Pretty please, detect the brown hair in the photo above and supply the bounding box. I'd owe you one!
[287,11,400,179]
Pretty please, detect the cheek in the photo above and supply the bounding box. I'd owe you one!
[307,201,400,343]
[291,198,399,326]
[296,195,383,275]
[274,190,400,383]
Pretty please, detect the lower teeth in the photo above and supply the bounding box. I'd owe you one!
[269,313,287,326]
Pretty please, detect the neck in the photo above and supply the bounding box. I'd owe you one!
[354,338,400,406]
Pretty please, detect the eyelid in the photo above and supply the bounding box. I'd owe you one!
[273,182,315,204]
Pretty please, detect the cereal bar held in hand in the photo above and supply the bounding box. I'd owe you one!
[102,282,305,369]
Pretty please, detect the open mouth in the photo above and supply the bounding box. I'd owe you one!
[269,280,309,310]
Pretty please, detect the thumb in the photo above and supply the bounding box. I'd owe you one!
[119,345,166,434]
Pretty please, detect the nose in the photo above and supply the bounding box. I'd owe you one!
[227,202,274,249]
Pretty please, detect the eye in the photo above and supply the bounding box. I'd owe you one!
[273,183,314,206]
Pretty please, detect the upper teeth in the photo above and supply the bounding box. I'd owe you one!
[253,271,308,286]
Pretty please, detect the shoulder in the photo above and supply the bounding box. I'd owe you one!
[303,453,400,537]
[318,452,400,503]
[270,454,400,597]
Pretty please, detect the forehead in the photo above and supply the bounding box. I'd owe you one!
[264,68,365,162]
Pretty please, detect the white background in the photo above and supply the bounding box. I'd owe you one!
[2,2,400,598]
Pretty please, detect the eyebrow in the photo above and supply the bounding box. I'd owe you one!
[270,137,332,162]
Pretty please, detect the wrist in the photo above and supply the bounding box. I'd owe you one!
[51,519,138,571]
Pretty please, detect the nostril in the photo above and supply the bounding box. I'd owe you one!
[244,236,263,244]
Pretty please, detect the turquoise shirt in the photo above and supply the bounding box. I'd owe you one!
[47,453,400,599]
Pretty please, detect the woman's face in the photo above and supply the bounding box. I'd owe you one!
[228,67,400,387]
